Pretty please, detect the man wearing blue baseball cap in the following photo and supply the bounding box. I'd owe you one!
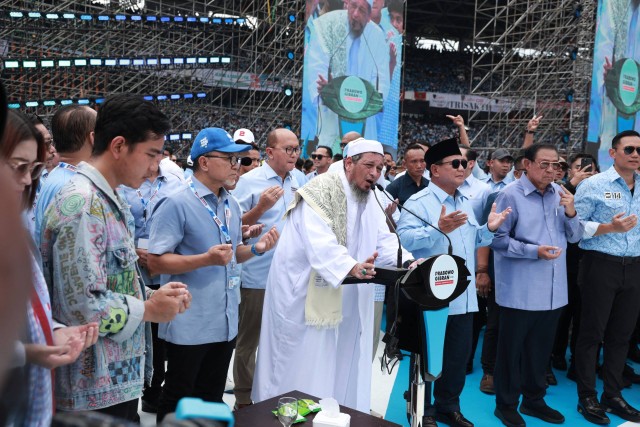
[147,127,280,422]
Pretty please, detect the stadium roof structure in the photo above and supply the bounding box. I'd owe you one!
[405,0,496,41]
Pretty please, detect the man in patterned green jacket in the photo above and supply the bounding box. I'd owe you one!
[41,94,191,421]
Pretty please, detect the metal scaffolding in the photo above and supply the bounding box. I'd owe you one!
[469,0,595,156]
[0,0,304,154]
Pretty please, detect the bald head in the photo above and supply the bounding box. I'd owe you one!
[267,128,298,148]
[341,131,362,145]
[265,128,300,178]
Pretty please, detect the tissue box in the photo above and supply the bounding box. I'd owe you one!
[313,411,350,427]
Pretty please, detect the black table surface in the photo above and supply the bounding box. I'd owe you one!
[233,390,401,427]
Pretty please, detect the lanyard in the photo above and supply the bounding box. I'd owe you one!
[136,179,163,220]
[187,178,232,244]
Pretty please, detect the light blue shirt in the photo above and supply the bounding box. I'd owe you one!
[120,165,185,243]
[34,163,78,247]
[472,163,488,181]
[491,174,583,311]
[233,163,299,289]
[397,182,495,315]
[121,165,185,287]
[459,174,491,224]
[148,176,243,345]
[575,166,640,257]
[484,174,514,192]
[290,168,308,186]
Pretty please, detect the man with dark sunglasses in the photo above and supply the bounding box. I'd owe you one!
[233,129,261,176]
[574,129,640,425]
[397,138,511,427]
[307,145,333,181]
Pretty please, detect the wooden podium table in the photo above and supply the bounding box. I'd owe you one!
[233,390,401,427]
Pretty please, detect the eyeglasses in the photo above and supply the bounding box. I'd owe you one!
[535,161,562,170]
[203,155,241,166]
[274,146,301,155]
[436,159,468,169]
[8,159,46,180]
[45,138,54,148]
[622,146,640,155]
[311,154,328,160]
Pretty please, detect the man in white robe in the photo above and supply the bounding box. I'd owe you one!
[252,139,409,412]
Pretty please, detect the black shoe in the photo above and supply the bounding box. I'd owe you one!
[566,363,577,382]
[422,415,438,427]
[141,399,158,413]
[577,396,610,425]
[600,395,640,423]
[520,402,564,424]
[628,345,640,364]
[623,363,640,384]
[495,407,526,427]
[436,411,474,427]
[551,354,568,371]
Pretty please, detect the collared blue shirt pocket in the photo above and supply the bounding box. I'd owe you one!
[603,199,626,217]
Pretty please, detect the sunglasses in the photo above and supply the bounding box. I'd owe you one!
[534,161,563,170]
[623,146,640,155]
[437,159,468,169]
[311,154,328,160]
[9,159,46,180]
[240,157,259,166]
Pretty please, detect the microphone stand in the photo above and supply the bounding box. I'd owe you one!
[375,184,453,256]
[373,188,402,269]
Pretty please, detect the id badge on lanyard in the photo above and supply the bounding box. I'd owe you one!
[187,179,240,289]
[225,204,241,289]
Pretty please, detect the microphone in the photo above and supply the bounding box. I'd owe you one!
[373,187,402,268]
[375,184,453,255]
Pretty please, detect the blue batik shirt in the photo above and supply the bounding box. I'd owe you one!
[575,166,640,257]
